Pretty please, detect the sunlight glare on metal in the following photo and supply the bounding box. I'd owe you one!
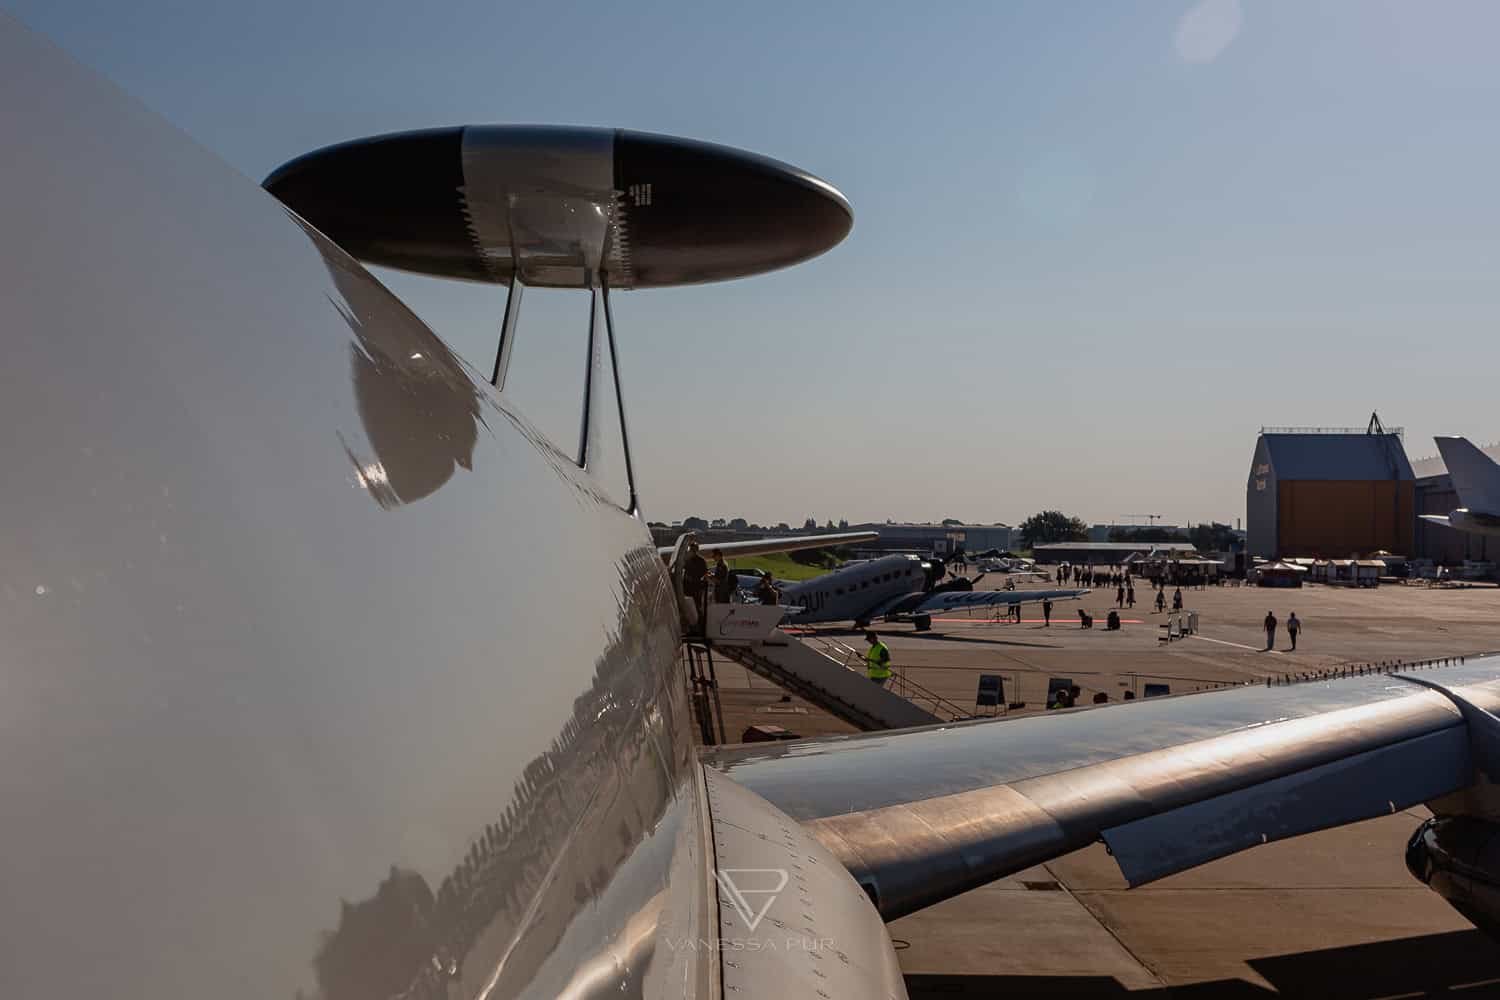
[1174,0,1243,64]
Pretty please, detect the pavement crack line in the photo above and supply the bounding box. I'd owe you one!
[1042,861,1168,988]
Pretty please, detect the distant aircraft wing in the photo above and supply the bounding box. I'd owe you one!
[709,657,1500,921]
[656,530,876,559]
[845,586,1086,623]
[902,587,1088,617]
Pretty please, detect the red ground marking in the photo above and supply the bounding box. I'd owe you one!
[930,617,1146,625]
[784,618,1149,633]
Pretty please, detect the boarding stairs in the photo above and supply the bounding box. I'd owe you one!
[712,627,965,731]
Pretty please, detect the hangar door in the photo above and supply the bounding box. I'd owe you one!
[1277,480,1413,557]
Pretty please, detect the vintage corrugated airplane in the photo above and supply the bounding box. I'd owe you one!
[770,552,1086,629]
[4,15,1499,999]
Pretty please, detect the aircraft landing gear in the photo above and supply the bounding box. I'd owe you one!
[914,614,932,632]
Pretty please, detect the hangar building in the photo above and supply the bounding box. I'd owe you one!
[1247,426,1414,559]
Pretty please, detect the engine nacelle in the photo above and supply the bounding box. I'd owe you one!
[1406,816,1500,939]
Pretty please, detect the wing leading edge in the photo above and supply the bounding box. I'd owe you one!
[655,530,876,559]
[853,586,1089,624]
[708,657,1500,920]
[907,586,1089,616]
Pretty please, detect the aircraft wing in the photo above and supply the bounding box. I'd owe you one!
[846,587,1092,626]
[855,587,1088,623]
[656,530,876,559]
[708,656,1500,921]
[900,586,1089,617]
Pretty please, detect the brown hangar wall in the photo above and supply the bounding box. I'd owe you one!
[1276,480,1414,557]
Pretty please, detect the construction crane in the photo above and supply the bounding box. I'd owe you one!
[1124,514,1163,526]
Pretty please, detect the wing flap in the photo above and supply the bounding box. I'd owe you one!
[1100,726,1470,887]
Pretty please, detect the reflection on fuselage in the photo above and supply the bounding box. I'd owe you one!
[285,223,702,998]
[304,541,694,1000]
[297,214,484,510]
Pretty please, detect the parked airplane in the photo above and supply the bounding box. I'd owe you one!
[1420,436,1500,538]
[976,556,1043,576]
[8,18,1500,1000]
[773,553,1086,629]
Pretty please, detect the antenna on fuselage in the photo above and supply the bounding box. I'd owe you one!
[490,275,522,390]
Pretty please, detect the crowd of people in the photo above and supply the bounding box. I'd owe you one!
[1055,563,1133,590]
[1056,561,1225,593]
[1055,563,1185,614]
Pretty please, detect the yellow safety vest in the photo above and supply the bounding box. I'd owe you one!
[865,642,891,680]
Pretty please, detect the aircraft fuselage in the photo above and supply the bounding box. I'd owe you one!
[0,23,716,996]
[781,553,928,624]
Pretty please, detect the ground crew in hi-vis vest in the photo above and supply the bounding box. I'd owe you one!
[864,631,892,686]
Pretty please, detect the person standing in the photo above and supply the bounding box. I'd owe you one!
[1155,590,1166,613]
[711,550,732,604]
[1042,598,1054,627]
[1127,584,1136,608]
[1264,610,1278,651]
[1116,584,1125,608]
[684,542,708,629]
[1287,612,1301,651]
[755,573,779,606]
[1172,587,1183,611]
[864,631,892,686]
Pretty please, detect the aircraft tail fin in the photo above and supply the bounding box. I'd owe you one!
[1436,437,1500,514]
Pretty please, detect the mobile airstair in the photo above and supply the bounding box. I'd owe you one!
[686,613,967,735]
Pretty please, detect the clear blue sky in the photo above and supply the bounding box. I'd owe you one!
[15,0,1500,528]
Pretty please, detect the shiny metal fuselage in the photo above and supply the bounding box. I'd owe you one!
[0,19,715,998]
[782,554,926,624]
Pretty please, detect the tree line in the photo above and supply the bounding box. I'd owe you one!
[1016,511,1237,551]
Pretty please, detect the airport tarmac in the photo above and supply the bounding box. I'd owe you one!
[698,576,1500,995]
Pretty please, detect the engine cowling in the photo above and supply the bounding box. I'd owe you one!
[1406,816,1500,939]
